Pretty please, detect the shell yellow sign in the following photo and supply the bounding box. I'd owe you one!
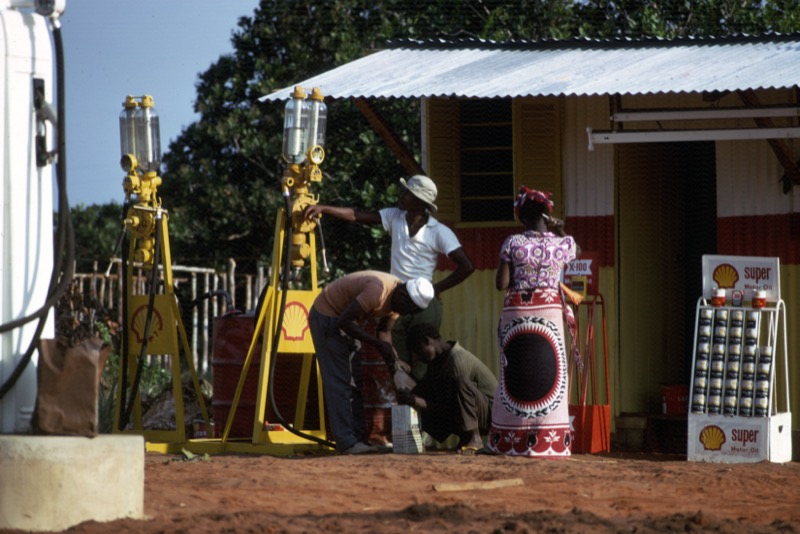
[127,295,176,355]
[267,290,317,354]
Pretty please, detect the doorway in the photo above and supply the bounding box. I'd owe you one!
[617,142,717,413]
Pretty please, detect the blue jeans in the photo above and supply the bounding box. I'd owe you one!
[308,307,365,452]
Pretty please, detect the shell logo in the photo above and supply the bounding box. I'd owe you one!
[130,304,164,344]
[699,425,726,451]
[712,264,739,289]
[282,301,309,341]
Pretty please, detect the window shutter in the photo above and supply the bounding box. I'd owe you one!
[425,97,460,223]
[514,97,563,217]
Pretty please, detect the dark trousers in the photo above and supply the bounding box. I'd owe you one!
[308,307,365,452]
[420,376,491,444]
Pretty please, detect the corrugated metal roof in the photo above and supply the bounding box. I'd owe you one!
[260,34,800,101]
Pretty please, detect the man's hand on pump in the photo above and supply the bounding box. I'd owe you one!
[303,204,324,221]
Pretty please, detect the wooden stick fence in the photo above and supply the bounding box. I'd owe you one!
[72,259,267,378]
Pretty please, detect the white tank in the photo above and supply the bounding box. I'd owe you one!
[0,5,55,433]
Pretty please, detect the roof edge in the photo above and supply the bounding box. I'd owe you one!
[387,32,800,51]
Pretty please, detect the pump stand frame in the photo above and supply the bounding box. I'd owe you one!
[114,208,211,451]
[164,205,329,456]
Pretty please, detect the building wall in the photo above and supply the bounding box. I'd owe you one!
[425,90,800,425]
[715,133,800,421]
[562,95,618,411]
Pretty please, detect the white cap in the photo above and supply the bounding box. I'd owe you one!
[405,277,434,309]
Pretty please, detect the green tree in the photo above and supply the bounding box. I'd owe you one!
[574,0,800,38]
[69,202,125,273]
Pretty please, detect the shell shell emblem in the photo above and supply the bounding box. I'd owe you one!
[712,264,739,289]
[699,425,726,451]
[130,304,164,344]
[281,301,309,341]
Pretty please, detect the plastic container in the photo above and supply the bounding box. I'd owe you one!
[661,385,690,415]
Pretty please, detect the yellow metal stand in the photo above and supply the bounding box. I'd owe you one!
[189,207,329,456]
[178,158,331,456]
[114,203,212,450]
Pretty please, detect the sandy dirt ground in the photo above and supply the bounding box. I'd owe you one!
[53,449,800,533]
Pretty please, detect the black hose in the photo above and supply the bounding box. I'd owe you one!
[192,290,234,312]
[105,201,130,276]
[266,196,334,449]
[119,212,163,429]
[315,217,330,275]
[119,230,130,422]
[0,20,75,399]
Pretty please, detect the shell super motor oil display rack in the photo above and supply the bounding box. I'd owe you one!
[687,255,791,463]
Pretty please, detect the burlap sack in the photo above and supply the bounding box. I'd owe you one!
[32,337,109,436]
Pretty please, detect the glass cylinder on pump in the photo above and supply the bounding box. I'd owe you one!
[282,86,308,164]
[305,87,327,152]
[133,95,162,173]
[119,95,138,169]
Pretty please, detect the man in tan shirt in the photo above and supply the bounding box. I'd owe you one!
[309,270,434,454]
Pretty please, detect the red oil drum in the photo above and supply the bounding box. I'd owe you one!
[359,322,396,446]
[211,313,261,438]
[211,312,321,438]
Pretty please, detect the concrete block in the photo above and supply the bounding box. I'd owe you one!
[0,435,144,531]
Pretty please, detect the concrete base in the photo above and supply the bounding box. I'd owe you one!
[0,435,144,532]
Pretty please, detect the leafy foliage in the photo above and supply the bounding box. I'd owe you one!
[69,202,125,273]
[73,0,800,278]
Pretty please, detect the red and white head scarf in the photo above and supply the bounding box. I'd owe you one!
[514,186,553,219]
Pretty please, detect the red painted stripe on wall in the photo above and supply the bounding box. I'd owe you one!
[437,215,616,271]
[718,214,800,265]
[566,215,615,268]
[440,226,515,271]
[438,214,800,272]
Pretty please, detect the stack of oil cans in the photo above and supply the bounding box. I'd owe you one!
[691,306,772,417]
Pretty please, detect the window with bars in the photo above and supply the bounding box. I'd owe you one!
[459,99,515,222]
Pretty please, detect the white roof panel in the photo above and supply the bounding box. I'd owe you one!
[260,36,800,101]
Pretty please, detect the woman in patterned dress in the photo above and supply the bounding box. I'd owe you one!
[485,186,578,458]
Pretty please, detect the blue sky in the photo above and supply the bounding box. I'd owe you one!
[61,1,260,207]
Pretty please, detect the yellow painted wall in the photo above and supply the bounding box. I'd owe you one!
[435,269,504,374]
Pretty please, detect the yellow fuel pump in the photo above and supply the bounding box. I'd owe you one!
[114,95,211,450]
[215,87,332,454]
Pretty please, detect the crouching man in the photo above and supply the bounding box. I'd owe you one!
[397,323,497,453]
[308,270,434,455]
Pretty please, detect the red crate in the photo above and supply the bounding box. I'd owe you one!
[661,385,689,415]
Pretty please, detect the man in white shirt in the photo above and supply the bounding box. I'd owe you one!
[303,175,474,370]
